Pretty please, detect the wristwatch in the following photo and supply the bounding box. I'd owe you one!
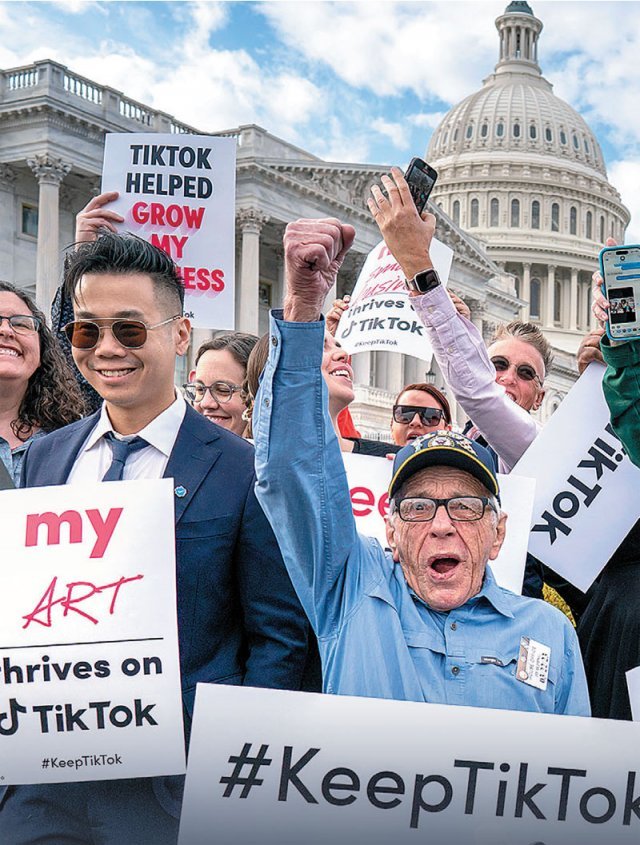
[404,268,441,294]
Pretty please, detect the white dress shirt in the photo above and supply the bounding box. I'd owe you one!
[67,393,187,484]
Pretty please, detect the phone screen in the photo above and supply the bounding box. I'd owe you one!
[405,161,437,214]
[601,247,640,338]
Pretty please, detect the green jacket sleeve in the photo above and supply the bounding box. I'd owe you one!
[601,338,640,467]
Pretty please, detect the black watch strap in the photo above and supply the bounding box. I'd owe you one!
[405,268,441,293]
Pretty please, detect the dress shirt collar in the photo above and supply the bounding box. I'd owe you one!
[84,392,186,457]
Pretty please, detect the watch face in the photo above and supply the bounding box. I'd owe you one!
[414,270,440,292]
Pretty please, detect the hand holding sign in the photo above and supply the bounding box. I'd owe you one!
[283,218,355,323]
[367,167,437,280]
[75,192,124,243]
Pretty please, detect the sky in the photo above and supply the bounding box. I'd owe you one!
[2,0,640,238]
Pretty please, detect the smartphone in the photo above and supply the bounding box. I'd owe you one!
[404,157,438,215]
[599,245,640,341]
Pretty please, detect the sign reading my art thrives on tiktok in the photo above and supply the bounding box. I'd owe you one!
[0,480,185,784]
[102,133,236,330]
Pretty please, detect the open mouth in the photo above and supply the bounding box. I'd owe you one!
[428,555,461,579]
[96,368,137,379]
[330,367,352,382]
[0,347,20,357]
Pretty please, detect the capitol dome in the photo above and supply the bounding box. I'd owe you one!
[426,1,629,416]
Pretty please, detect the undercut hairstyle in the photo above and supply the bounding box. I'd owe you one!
[393,382,452,425]
[491,321,553,376]
[195,332,259,369]
[64,233,185,312]
[0,281,85,439]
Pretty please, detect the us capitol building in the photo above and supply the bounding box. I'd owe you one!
[0,1,628,434]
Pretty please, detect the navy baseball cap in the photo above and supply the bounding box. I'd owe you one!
[389,431,500,502]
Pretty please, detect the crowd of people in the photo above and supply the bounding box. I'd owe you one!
[0,171,637,844]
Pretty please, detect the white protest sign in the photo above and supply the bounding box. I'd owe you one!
[335,238,453,359]
[343,452,534,594]
[102,133,236,330]
[0,480,185,784]
[627,667,640,722]
[179,684,640,845]
[513,363,640,592]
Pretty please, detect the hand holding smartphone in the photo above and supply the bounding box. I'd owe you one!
[404,157,438,215]
[599,245,640,341]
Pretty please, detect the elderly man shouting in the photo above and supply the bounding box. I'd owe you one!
[254,218,589,717]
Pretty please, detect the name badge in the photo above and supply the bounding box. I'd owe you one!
[516,636,550,691]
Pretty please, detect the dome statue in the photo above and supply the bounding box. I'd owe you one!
[426,1,629,409]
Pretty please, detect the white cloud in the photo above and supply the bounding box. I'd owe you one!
[608,159,640,243]
[409,111,447,130]
[371,118,409,150]
[259,0,501,102]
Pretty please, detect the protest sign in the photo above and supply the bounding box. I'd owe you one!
[335,238,453,360]
[627,667,640,722]
[0,480,185,784]
[102,133,236,330]
[513,363,640,592]
[179,684,640,845]
[342,452,534,594]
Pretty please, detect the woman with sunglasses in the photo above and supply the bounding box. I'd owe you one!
[0,281,84,485]
[368,167,552,475]
[390,383,451,446]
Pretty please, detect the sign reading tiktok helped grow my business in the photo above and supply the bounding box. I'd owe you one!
[102,133,236,330]
[0,480,185,784]
[335,237,453,360]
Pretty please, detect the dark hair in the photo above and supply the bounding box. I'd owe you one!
[393,382,452,425]
[491,321,553,376]
[243,333,270,439]
[64,233,185,311]
[0,281,85,439]
[195,332,259,369]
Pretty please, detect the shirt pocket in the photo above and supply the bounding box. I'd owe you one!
[467,647,559,712]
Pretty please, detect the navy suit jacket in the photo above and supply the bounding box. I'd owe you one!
[20,405,313,715]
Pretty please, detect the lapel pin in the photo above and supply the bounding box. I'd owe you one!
[174,486,187,498]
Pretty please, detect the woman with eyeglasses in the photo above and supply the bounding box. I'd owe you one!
[184,333,258,436]
[0,281,84,485]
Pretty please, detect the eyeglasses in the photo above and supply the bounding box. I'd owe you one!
[395,496,496,523]
[183,381,243,404]
[491,356,542,385]
[63,316,181,350]
[392,405,446,427]
[0,314,41,334]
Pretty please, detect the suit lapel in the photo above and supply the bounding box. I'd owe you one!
[164,405,223,524]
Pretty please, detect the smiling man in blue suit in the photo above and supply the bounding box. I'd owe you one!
[0,233,314,845]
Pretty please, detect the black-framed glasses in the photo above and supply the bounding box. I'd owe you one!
[395,496,496,523]
[491,356,542,385]
[183,381,243,404]
[392,404,446,427]
[0,314,41,334]
[63,316,181,350]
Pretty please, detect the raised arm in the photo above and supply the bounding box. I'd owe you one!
[368,167,539,471]
[253,219,377,636]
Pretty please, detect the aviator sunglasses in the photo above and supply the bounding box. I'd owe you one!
[63,316,181,350]
[490,355,542,385]
[392,404,447,427]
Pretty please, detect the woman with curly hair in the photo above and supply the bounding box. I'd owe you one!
[0,281,84,485]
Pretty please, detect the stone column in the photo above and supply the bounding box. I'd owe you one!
[545,265,556,327]
[27,153,71,316]
[569,268,579,331]
[521,263,531,321]
[236,208,269,335]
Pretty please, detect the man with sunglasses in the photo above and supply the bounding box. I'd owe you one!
[390,383,451,446]
[253,217,589,716]
[0,233,313,845]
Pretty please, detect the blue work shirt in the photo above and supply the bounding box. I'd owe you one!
[254,312,590,717]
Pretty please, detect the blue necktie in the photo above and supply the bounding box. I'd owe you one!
[102,431,149,482]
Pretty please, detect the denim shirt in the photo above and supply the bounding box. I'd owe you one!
[0,430,46,487]
[254,312,590,717]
